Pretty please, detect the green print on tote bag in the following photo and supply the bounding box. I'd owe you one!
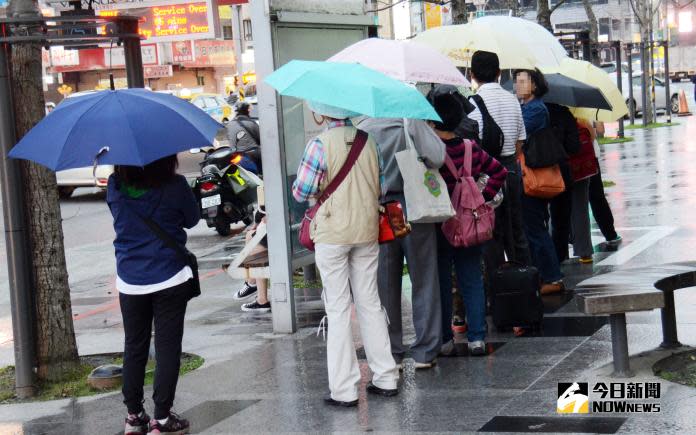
[423,170,443,198]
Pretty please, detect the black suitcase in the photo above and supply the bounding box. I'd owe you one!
[487,177,544,331]
[491,262,544,330]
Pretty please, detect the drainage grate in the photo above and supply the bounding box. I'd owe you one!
[478,415,626,433]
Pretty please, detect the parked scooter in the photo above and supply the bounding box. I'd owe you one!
[191,146,261,236]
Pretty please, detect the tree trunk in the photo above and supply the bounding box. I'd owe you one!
[537,0,553,32]
[582,0,599,44]
[451,0,468,25]
[639,0,654,122]
[9,0,79,381]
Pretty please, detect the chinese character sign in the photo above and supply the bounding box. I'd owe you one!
[172,41,194,63]
[184,40,235,67]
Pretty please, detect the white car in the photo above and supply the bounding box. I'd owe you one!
[614,73,679,117]
[55,90,114,198]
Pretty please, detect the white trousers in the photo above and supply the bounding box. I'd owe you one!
[315,242,399,402]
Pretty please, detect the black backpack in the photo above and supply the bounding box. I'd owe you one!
[469,94,505,158]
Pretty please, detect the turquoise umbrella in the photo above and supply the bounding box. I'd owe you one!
[264,60,441,121]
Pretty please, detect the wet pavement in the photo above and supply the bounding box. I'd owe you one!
[2,117,696,433]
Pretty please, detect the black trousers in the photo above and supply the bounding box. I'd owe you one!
[120,281,190,419]
[483,157,531,269]
[588,166,618,242]
[550,188,572,263]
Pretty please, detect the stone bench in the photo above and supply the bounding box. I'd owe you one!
[574,262,696,377]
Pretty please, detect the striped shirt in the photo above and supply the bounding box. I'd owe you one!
[439,137,508,201]
[292,120,384,203]
[468,82,527,157]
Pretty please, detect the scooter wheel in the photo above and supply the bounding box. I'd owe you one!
[215,221,232,236]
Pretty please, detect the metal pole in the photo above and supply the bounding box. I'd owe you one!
[659,290,681,348]
[614,41,624,138]
[627,43,635,125]
[251,0,296,333]
[232,4,244,87]
[640,42,648,127]
[664,41,672,123]
[580,30,591,62]
[0,30,36,398]
[609,313,634,378]
[302,265,317,283]
[649,32,657,124]
[120,18,144,88]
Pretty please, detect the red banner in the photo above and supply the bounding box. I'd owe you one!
[49,44,158,73]
[172,40,194,63]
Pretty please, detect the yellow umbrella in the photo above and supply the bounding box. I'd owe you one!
[541,58,628,122]
[413,16,567,70]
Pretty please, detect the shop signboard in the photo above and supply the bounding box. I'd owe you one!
[104,43,159,67]
[172,40,194,63]
[144,64,173,78]
[50,46,80,66]
[96,0,218,43]
[183,40,235,67]
[48,44,158,72]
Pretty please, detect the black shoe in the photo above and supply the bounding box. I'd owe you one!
[233,282,257,300]
[124,411,150,435]
[148,411,189,434]
[366,382,398,397]
[324,396,358,407]
[241,300,271,313]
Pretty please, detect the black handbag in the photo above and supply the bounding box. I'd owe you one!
[136,214,201,299]
[523,126,568,169]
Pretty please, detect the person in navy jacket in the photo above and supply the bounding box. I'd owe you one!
[107,154,199,435]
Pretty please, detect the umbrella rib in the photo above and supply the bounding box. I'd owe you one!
[115,93,147,167]
[53,91,112,170]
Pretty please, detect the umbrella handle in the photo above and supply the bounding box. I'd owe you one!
[92,146,110,180]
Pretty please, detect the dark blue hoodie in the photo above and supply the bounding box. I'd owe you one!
[107,174,200,286]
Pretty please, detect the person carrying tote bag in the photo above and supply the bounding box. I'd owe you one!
[395,117,455,223]
[428,90,507,358]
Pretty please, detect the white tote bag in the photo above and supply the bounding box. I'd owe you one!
[395,119,455,223]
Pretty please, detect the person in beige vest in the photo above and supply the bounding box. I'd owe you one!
[292,102,399,407]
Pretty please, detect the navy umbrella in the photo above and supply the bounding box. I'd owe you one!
[9,88,223,170]
[504,73,612,110]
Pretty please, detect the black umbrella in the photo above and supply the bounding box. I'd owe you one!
[503,73,612,110]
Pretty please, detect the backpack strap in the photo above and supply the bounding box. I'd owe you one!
[470,94,491,123]
[444,154,460,178]
[316,129,368,207]
[462,140,473,178]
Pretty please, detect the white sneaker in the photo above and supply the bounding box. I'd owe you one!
[468,340,486,356]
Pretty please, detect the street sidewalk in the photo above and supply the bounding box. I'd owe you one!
[2,118,696,433]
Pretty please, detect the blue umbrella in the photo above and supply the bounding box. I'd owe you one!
[9,88,223,171]
[264,60,441,121]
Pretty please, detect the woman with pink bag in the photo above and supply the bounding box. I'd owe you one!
[427,88,507,357]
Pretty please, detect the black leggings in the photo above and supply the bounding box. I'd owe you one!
[120,281,190,419]
[588,165,618,241]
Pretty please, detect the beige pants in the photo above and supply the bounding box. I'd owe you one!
[315,242,399,402]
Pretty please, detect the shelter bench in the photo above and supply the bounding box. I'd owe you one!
[574,262,696,377]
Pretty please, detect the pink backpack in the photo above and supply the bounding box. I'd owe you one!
[441,143,495,248]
